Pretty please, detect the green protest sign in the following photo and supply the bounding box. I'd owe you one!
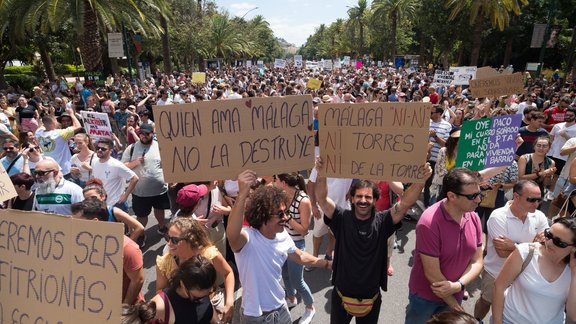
[455,119,492,170]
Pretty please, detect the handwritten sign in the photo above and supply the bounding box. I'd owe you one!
[153,96,314,182]
[81,111,113,141]
[334,59,341,69]
[294,55,303,69]
[319,102,431,182]
[192,72,206,83]
[0,210,123,323]
[449,66,477,85]
[469,72,523,98]
[323,60,333,71]
[456,115,521,170]
[274,59,286,69]
[307,78,322,90]
[0,163,17,201]
[485,115,522,168]
[434,70,455,85]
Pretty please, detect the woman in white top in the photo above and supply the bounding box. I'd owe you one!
[492,217,576,324]
[69,133,95,187]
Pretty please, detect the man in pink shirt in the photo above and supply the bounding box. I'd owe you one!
[405,168,484,323]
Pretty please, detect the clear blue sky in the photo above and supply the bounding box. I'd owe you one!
[216,0,366,47]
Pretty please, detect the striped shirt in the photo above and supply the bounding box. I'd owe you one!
[429,119,452,162]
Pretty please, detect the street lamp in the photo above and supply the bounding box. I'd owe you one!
[240,7,258,20]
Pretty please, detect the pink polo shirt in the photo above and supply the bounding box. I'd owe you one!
[408,199,482,302]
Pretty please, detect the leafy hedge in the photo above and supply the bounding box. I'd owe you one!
[4,74,41,92]
[54,64,85,75]
[4,65,34,74]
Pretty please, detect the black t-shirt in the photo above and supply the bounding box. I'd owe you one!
[325,206,400,298]
[16,105,36,120]
[165,288,212,324]
[12,192,35,211]
[516,126,549,156]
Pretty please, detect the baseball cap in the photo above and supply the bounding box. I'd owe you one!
[139,123,154,134]
[176,184,208,208]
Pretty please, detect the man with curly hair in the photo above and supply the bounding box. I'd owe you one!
[227,170,330,324]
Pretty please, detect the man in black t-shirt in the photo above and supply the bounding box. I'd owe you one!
[315,157,431,323]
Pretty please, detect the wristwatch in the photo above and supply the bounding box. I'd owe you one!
[457,279,465,291]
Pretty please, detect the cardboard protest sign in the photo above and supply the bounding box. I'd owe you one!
[154,96,314,182]
[192,72,206,83]
[475,66,499,80]
[469,72,523,98]
[334,59,341,69]
[307,78,322,90]
[343,56,351,66]
[449,66,477,85]
[274,59,286,69]
[246,60,252,68]
[0,163,17,201]
[81,111,113,141]
[323,60,333,71]
[319,102,431,182]
[455,115,522,170]
[257,60,264,68]
[0,210,123,323]
[434,70,455,85]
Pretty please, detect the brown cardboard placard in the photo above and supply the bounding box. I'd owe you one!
[474,66,499,80]
[153,95,315,182]
[469,72,524,98]
[0,210,123,323]
[318,102,431,182]
[0,162,17,201]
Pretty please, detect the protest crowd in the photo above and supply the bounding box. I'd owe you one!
[3,61,576,324]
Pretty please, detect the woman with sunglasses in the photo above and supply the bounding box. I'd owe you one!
[274,172,316,324]
[82,179,145,242]
[123,255,218,324]
[156,217,234,324]
[492,217,576,324]
[518,136,556,199]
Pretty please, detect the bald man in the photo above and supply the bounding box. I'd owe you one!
[33,159,84,215]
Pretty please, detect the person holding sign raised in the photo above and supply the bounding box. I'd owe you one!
[227,170,332,324]
[314,157,432,323]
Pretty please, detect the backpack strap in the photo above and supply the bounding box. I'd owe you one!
[515,243,536,280]
[129,144,135,161]
[5,154,22,174]
[88,153,95,178]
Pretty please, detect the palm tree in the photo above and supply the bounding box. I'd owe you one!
[446,0,528,66]
[12,0,169,72]
[207,14,250,62]
[372,0,418,61]
[347,0,369,57]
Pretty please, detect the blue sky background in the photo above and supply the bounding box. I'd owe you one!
[216,0,365,47]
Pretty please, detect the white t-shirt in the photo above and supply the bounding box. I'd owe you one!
[121,140,167,197]
[70,153,95,183]
[516,101,536,116]
[91,157,137,205]
[549,122,576,160]
[235,228,296,316]
[34,178,84,216]
[503,243,570,324]
[484,202,548,277]
[35,127,75,175]
[560,138,576,179]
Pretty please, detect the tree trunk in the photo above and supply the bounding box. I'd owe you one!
[359,24,364,57]
[502,33,514,67]
[38,42,56,81]
[79,0,102,72]
[110,58,120,75]
[457,44,464,66]
[0,66,7,90]
[470,14,484,66]
[418,31,427,64]
[160,15,171,73]
[390,13,398,62]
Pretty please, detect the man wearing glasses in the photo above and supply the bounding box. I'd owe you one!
[122,123,169,247]
[406,168,484,323]
[91,138,138,212]
[1,139,26,176]
[473,180,548,322]
[33,158,83,215]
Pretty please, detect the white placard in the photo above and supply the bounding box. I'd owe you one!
[294,55,303,68]
[274,59,286,69]
[81,111,113,141]
[433,70,455,86]
[107,33,124,58]
[449,66,477,85]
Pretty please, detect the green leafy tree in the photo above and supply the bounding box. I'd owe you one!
[347,0,369,57]
[372,0,418,60]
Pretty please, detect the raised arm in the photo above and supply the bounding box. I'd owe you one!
[390,163,432,224]
[314,157,336,219]
[226,170,256,252]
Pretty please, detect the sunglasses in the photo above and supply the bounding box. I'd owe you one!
[275,210,289,219]
[166,236,186,245]
[3,147,15,151]
[544,228,573,248]
[96,147,109,151]
[28,146,37,152]
[453,191,485,200]
[526,196,543,203]
[34,169,56,177]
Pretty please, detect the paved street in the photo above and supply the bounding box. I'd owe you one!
[139,210,488,323]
